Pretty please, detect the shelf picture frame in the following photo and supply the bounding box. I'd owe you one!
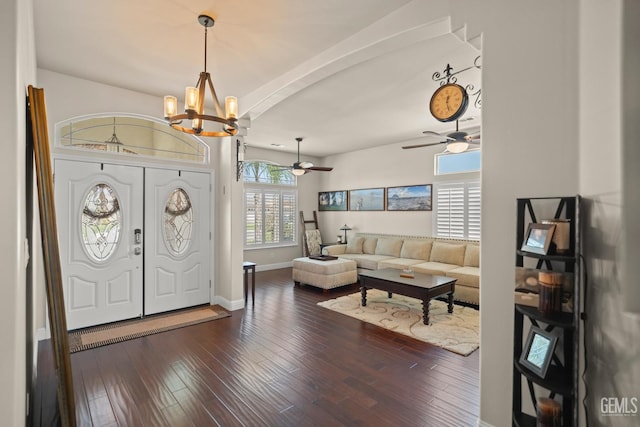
[519,326,559,379]
[318,190,348,211]
[348,188,385,211]
[386,184,432,211]
[520,223,556,255]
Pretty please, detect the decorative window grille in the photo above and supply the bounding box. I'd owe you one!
[81,183,121,261]
[163,188,193,256]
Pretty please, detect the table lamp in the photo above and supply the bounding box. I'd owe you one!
[339,224,352,244]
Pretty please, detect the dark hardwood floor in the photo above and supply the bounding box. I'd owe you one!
[36,268,479,426]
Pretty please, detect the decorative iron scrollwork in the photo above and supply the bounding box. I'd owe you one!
[432,55,482,108]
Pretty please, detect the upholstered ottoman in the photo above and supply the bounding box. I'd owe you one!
[292,257,357,292]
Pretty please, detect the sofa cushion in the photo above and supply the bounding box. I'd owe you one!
[378,258,425,270]
[375,238,403,257]
[345,236,364,254]
[338,253,394,270]
[446,266,480,288]
[362,237,378,254]
[464,244,480,267]
[412,261,461,276]
[400,240,432,261]
[430,242,466,266]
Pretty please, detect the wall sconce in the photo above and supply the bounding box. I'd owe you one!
[339,224,352,244]
[236,139,245,181]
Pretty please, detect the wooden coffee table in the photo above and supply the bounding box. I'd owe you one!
[358,268,457,325]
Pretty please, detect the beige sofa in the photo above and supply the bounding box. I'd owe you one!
[323,233,480,305]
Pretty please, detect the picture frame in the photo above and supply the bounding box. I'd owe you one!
[519,325,559,378]
[348,188,385,211]
[318,190,348,211]
[28,86,76,426]
[520,223,556,255]
[386,184,432,211]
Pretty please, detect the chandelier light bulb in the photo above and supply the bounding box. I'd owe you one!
[164,96,177,118]
[225,96,238,119]
[185,87,199,111]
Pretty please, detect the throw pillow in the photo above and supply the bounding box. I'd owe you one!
[375,238,403,257]
[430,242,466,265]
[400,240,432,260]
[345,236,364,254]
[362,237,378,254]
[463,244,480,267]
[305,229,322,256]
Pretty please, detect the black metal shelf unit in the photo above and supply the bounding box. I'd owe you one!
[512,196,581,427]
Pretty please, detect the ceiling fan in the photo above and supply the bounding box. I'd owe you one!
[402,120,480,153]
[277,137,333,176]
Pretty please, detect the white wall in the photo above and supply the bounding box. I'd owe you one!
[447,1,580,425]
[580,1,640,426]
[0,0,36,424]
[319,139,479,241]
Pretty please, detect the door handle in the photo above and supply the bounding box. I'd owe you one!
[134,228,142,244]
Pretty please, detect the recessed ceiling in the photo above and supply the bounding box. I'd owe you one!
[34,0,481,158]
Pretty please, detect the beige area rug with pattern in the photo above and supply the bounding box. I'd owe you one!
[68,305,230,353]
[318,290,479,356]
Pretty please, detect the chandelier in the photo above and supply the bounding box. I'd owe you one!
[163,14,238,137]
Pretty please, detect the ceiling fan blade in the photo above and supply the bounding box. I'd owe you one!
[465,132,481,141]
[402,141,447,149]
[308,166,333,171]
[422,130,455,141]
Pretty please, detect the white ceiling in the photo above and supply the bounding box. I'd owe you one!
[34,0,481,158]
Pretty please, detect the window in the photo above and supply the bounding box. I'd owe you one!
[434,180,480,240]
[243,161,297,248]
[435,149,481,175]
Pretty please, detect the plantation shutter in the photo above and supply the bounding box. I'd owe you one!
[282,191,296,242]
[435,180,480,240]
[263,191,280,244]
[245,191,262,245]
[467,182,481,240]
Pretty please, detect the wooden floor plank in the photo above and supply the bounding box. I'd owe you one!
[34,267,479,426]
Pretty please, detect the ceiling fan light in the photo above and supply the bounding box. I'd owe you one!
[292,168,306,176]
[447,141,469,153]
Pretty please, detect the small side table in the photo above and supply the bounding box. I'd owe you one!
[243,261,257,306]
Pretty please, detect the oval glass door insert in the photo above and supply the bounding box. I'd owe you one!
[164,188,193,256]
[81,183,121,261]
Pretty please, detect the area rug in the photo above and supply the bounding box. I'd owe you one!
[68,305,230,353]
[317,290,479,356]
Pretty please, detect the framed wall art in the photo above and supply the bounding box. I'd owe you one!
[348,188,385,211]
[318,190,348,211]
[386,184,432,211]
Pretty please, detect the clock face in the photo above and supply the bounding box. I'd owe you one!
[429,83,469,122]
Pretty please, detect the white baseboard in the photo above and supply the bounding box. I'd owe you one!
[212,296,245,312]
[255,261,292,272]
[477,420,495,427]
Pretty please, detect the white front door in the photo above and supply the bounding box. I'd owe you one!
[144,168,211,315]
[55,160,144,330]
